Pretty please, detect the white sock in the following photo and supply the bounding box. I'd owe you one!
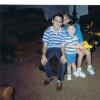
[77,67,82,71]
[68,72,71,74]
[57,80,62,82]
[88,65,92,69]
[73,67,76,72]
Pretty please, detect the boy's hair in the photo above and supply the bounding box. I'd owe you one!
[52,13,63,22]
[66,20,76,28]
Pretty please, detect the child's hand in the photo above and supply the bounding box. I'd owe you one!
[78,45,83,50]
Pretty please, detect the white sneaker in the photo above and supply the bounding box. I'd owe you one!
[73,71,79,77]
[67,73,71,80]
[77,70,86,78]
[87,67,95,75]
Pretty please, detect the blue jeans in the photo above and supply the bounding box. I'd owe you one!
[43,47,66,81]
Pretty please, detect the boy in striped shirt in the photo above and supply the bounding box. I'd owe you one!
[41,14,66,90]
[64,21,83,80]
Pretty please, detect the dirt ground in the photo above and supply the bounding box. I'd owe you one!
[0,46,100,100]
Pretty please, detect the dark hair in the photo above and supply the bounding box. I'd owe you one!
[52,13,63,22]
[67,20,76,28]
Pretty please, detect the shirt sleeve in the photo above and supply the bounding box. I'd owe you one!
[42,29,49,43]
[76,23,84,43]
[61,31,67,44]
[75,35,81,46]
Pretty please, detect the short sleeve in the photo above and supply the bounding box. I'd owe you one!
[42,30,49,43]
[61,31,66,44]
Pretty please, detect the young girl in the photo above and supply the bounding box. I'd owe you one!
[63,13,95,79]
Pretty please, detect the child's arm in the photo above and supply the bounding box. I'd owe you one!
[69,43,82,49]
[60,42,66,64]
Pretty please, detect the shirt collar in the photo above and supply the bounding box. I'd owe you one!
[51,26,62,33]
[66,32,76,37]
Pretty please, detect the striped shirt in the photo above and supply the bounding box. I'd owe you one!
[64,32,79,54]
[42,26,66,48]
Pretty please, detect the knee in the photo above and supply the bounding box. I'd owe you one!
[78,51,84,58]
[86,50,91,55]
[83,49,90,54]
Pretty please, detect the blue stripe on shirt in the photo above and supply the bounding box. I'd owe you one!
[42,26,66,48]
[64,32,79,54]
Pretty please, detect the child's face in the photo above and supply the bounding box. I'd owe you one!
[67,26,76,36]
[52,16,63,29]
[63,15,70,25]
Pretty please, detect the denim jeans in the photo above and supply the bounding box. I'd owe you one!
[43,47,66,81]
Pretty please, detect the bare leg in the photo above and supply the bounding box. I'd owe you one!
[85,49,95,75]
[77,50,86,78]
[72,63,79,77]
[67,64,72,80]
[72,63,76,71]
[77,50,84,68]
[67,64,71,74]
[85,50,92,66]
